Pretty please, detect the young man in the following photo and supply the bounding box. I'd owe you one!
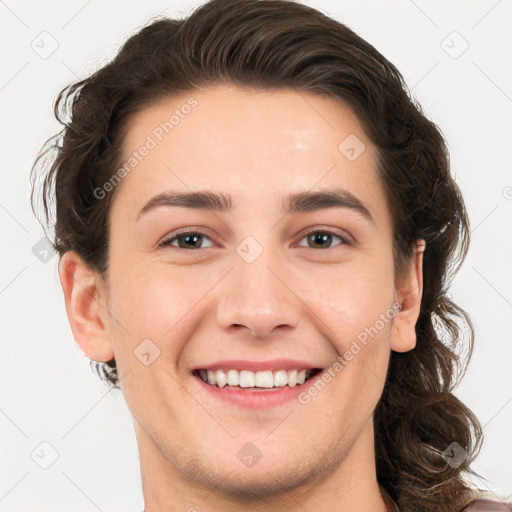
[31,1,510,510]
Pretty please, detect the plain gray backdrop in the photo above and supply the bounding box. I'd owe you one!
[1,1,511,510]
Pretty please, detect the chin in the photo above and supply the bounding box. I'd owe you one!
[202,466,314,502]
[181,448,337,503]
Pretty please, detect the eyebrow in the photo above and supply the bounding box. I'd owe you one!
[136,188,375,224]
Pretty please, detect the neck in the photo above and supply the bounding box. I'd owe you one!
[136,417,390,512]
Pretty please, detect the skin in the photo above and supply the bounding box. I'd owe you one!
[59,84,424,512]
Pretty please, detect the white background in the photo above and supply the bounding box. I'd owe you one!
[1,1,511,510]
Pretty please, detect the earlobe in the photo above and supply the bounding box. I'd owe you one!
[58,251,114,362]
[390,239,426,353]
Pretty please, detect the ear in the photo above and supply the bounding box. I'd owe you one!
[390,239,425,353]
[58,251,114,362]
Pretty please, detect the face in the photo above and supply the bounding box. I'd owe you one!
[61,83,422,503]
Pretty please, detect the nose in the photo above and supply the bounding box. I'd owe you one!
[216,249,301,338]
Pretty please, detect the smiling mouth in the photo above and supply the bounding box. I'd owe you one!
[193,368,323,390]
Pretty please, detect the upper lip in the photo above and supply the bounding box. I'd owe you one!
[192,359,323,372]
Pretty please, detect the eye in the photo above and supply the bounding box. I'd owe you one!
[159,231,214,250]
[158,228,350,251]
[296,229,348,249]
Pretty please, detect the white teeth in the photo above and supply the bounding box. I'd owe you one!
[238,370,255,388]
[198,368,315,388]
[227,369,239,386]
[215,369,227,388]
[273,370,288,387]
[254,370,274,388]
[297,369,307,385]
[287,369,298,387]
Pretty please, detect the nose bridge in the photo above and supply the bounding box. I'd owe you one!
[216,241,301,337]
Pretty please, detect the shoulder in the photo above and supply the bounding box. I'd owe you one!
[462,498,512,511]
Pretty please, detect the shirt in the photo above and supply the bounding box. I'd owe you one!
[463,499,512,511]
[381,485,512,512]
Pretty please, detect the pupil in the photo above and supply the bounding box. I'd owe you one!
[309,232,331,248]
[180,234,201,249]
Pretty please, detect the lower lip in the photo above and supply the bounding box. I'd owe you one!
[192,371,323,409]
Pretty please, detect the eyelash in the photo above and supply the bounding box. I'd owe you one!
[158,228,351,250]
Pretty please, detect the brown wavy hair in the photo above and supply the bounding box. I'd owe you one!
[30,0,486,510]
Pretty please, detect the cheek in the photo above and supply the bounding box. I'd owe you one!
[302,257,395,346]
[105,264,220,366]
[103,268,207,416]
[301,258,395,400]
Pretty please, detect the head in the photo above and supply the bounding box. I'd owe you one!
[31,1,483,510]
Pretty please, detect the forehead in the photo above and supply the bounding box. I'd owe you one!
[112,84,389,229]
